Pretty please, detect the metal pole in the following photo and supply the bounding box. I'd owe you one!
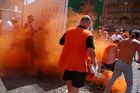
[0,0,2,20]
[21,0,26,26]
[61,0,68,34]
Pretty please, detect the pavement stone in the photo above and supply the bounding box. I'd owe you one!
[0,79,6,93]
[7,84,44,93]
[132,62,140,93]
[0,62,139,93]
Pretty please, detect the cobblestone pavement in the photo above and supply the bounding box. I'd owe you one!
[0,62,140,93]
[132,62,140,93]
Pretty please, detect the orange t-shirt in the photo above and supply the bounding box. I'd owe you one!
[58,27,93,72]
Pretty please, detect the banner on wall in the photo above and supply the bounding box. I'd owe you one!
[23,0,68,33]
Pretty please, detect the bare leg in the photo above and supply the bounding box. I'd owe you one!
[66,81,80,93]
[66,81,72,93]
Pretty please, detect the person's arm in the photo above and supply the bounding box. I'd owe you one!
[119,35,123,40]
[87,48,97,65]
[86,36,97,65]
[135,42,140,63]
[137,53,140,63]
[113,42,120,59]
[59,34,65,45]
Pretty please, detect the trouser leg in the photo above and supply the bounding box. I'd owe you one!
[104,61,122,93]
[123,63,133,93]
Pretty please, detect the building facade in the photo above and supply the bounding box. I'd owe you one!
[101,0,140,31]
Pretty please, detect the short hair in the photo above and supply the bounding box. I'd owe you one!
[131,29,140,39]
[80,15,91,23]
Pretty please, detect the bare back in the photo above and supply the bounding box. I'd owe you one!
[116,40,136,64]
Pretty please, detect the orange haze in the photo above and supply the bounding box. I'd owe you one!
[0,15,63,77]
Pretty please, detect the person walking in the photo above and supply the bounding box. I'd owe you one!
[58,15,97,93]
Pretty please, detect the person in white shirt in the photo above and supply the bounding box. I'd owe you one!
[111,29,123,41]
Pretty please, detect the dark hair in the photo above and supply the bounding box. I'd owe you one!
[113,40,120,43]
[130,29,140,39]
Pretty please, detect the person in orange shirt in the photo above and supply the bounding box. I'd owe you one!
[58,15,97,93]
[103,30,140,93]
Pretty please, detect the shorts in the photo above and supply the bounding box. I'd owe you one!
[63,70,87,88]
[103,62,116,71]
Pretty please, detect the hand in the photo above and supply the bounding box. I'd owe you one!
[94,63,99,73]
[90,64,97,74]
[93,59,97,66]
[93,63,97,68]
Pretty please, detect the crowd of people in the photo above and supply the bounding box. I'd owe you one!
[97,28,130,42]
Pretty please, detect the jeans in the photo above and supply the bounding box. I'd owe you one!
[104,60,133,93]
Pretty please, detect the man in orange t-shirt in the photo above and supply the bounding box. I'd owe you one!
[58,15,97,93]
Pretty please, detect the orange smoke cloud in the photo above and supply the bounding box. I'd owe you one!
[0,28,26,76]
[34,17,63,76]
[94,39,110,64]
[0,14,64,77]
[0,19,111,78]
[0,4,110,78]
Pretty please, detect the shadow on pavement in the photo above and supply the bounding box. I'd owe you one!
[1,72,65,91]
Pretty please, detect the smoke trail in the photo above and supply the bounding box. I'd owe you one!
[32,16,63,76]
[94,39,110,64]
[0,12,65,79]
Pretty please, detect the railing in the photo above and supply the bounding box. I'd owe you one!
[0,8,22,13]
